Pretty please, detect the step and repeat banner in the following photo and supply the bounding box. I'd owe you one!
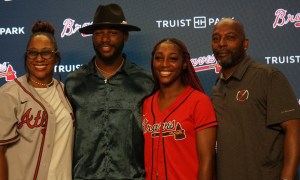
[0,0,299,98]
[1,0,300,174]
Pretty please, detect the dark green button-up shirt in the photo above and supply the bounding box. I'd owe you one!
[65,56,154,179]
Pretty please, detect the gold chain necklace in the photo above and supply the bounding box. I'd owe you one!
[30,78,54,88]
[94,58,124,82]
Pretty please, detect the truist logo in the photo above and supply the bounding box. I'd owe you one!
[61,18,92,38]
[191,54,221,73]
[0,62,17,81]
[156,17,234,29]
[18,109,47,130]
[0,27,25,35]
[273,9,300,28]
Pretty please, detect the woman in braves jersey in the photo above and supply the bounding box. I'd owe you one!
[142,38,217,180]
[0,21,74,180]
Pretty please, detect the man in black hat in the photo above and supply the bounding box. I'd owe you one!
[65,3,154,179]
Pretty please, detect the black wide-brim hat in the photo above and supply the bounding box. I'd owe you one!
[79,3,141,34]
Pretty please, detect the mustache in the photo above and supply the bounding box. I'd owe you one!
[96,44,114,48]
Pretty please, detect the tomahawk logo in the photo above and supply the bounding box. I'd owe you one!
[0,62,17,81]
[151,123,186,140]
[236,90,249,102]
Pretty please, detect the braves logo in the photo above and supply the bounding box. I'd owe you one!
[143,119,186,140]
[236,90,249,102]
[273,9,300,28]
[61,18,92,38]
[0,62,17,81]
[192,54,222,74]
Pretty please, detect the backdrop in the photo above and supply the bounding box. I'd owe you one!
[1,0,300,171]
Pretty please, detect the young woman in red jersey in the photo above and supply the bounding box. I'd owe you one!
[142,38,217,180]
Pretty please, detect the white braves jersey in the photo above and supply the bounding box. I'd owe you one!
[0,75,74,180]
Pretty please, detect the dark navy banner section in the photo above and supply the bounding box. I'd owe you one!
[0,0,300,175]
[0,0,299,101]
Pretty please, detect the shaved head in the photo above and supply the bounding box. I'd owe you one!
[214,18,246,40]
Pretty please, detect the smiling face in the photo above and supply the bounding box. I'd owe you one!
[92,28,128,63]
[152,41,186,88]
[211,19,248,70]
[26,34,57,83]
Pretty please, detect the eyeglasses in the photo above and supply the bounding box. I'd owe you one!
[26,50,57,60]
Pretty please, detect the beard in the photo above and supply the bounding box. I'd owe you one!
[214,46,245,69]
[93,40,125,64]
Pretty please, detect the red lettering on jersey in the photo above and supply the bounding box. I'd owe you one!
[18,108,48,129]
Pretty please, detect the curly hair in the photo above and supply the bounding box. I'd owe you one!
[151,38,204,93]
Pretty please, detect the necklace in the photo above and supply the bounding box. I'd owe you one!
[94,58,124,83]
[30,78,54,88]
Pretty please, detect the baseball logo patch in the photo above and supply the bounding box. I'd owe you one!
[236,90,249,102]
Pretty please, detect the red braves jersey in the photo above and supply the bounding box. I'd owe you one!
[142,86,217,180]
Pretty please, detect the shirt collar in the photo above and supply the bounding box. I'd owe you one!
[86,54,130,76]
